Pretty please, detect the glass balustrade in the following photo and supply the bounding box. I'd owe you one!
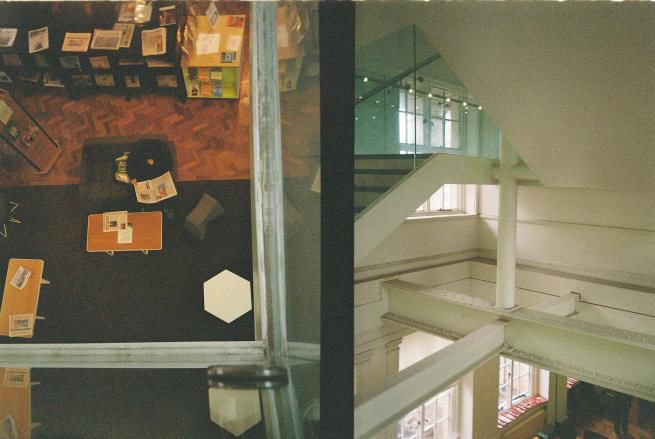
[354,25,501,214]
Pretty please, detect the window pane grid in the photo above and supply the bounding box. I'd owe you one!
[399,88,462,150]
[499,356,534,413]
[398,385,456,439]
[414,184,463,215]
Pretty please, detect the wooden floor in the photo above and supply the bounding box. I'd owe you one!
[0,2,319,187]
[577,418,654,439]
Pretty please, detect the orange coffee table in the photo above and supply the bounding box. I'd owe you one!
[86,211,163,255]
[0,259,46,338]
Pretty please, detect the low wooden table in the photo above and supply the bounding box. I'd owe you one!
[0,368,33,439]
[86,211,163,255]
[0,259,45,338]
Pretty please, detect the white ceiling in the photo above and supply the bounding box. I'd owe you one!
[357,3,655,190]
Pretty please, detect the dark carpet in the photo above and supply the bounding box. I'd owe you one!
[0,180,254,343]
[31,368,265,439]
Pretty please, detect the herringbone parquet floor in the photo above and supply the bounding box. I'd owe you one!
[0,75,318,186]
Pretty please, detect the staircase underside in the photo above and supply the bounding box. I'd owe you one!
[355,153,498,265]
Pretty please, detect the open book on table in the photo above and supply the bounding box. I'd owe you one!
[134,171,177,204]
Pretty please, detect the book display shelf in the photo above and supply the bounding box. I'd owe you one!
[0,1,184,100]
[179,12,246,99]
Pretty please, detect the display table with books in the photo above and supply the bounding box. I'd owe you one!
[179,14,246,99]
[0,258,46,339]
[86,211,163,255]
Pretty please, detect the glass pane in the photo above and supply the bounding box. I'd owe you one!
[499,364,510,386]
[429,187,445,211]
[512,377,521,399]
[431,118,444,148]
[445,120,459,149]
[513,361,521,379]
[436,419,450,439]
[446,97,460,121]
[2,367,272,438]
[402,408,422,436]
[0,364,318,438]
[499,385,509,411]
[0,1,257,345]
[520,374,531,397]
[424,398,437,427]
[436,396,449,421]
[279,2,320,346]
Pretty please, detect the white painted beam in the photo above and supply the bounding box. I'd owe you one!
[355,154,498,265]
[354,322,506,439]
[0,341,265,368]
[529,292,580,317]
[383,280,655,402]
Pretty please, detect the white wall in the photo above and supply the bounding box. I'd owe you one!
[478,185,655,287]
[359,216,478,268]
[398,331,453,370]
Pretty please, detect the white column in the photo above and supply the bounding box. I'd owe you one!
[385,338,403,378]
[555,374,569,424]
[495,138,519,309]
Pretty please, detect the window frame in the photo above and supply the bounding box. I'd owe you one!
[411,183,466,217]
[397,80,469,156]
[397,384,459,439]
[498,356,536,413]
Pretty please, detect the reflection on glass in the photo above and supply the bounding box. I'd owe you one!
[278,2,321,347]
[208,388,262,436]
[0,367,31,439]
[0,368,277,438]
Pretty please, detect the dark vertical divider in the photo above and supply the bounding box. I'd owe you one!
[319,3,355,439]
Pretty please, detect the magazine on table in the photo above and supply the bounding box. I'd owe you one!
[134,171,177,204]
[0,28,17,48]
[27,26,48,53]
[3,368,29,388]
[102,210,127,232]
[8,314,33,337]
[141,27,166,56]
[9,266,30,290]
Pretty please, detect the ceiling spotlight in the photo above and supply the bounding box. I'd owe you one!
[363,77,369,82]
[446,97,451,103]
[355,117,359,120]
[428,93,433,98]
[409,88,414,93]
[358,96,363,100]
[478,105,482,110]
[462,101,468,107]
[375,100,380,104]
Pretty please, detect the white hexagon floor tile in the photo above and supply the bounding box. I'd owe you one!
[204,270,252,323]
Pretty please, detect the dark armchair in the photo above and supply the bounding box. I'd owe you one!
[79,134,176,210]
